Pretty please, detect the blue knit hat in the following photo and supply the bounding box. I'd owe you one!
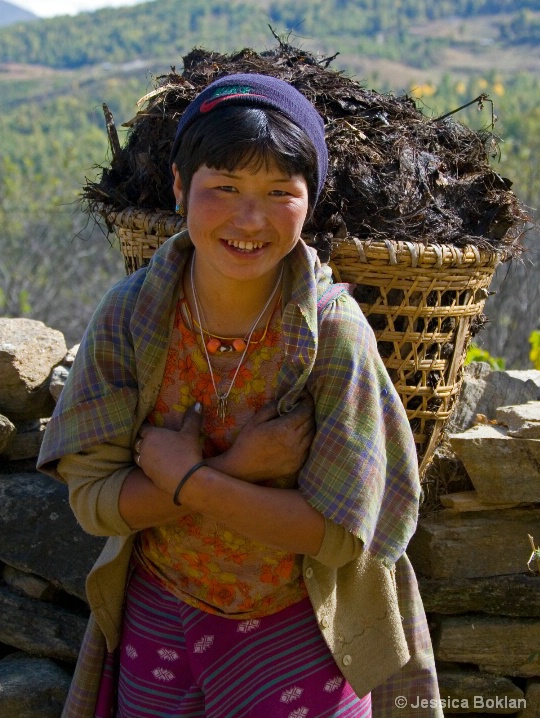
[170,73,328,201]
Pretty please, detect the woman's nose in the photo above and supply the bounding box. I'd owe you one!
[232,198,267,231]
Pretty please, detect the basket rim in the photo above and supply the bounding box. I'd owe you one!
[95,202,501,269]
[329,235,500,270]
[95,203,184,236]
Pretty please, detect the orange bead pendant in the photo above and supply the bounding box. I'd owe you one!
[232,338,247,352]
[206,337,221,354]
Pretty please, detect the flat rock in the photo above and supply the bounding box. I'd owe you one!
[497,401,540,439]
[0,319,67,421]
[64,344,79,367]
[2,565,59,602]
[2,418,49,461]
[0,471,106,600]
[447,363,539,433]
[449,424,540,504]
[516,681,540,718]
[0,414,16,454]
[506,370,540,391]
[49,365,70,402]
[436,615,540,677]
[0,583,86,661]
[419,573,540,616]
[408,507,540,579]
[437,669,524,713]
[0,652,72,718]
[439,490,521,512]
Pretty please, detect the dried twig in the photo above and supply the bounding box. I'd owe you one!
[527,534,540,574]
[102,103,121,160]
[268,24,288,49]
[319,51,340,68]
[435,93,493,125]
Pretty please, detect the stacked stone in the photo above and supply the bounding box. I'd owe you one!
[0,318,105,718]
[410,363,540,717]
[3,316,540,716]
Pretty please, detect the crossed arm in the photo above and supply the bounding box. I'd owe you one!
[118,398,326,556]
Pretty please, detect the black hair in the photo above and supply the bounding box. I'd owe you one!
[172,105,319,212]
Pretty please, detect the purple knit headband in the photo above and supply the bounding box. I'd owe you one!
[170,73,328,201]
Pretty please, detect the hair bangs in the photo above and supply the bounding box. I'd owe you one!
[173,106,319,209]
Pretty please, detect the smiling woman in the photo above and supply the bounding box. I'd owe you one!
[38,73,442,718]
[173,163,309,314]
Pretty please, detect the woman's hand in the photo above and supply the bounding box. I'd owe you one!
[210,395,315,483]
[137,404,203,495]
[135,393,315,495]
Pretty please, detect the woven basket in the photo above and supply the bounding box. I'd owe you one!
[98,205,185,275]
[99,205,499,474]
[329,237,498,474]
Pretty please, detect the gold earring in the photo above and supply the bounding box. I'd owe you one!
[175,201,185,217]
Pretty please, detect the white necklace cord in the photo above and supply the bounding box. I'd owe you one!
[190,253,283,420]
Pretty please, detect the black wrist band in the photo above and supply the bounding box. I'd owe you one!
[172,461,207,506]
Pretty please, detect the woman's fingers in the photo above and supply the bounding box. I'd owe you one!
[138,402,202,442]
[181,401,203,433]
[298,419,316,445]
[133,406,204,494]
[283,407,315,444]
[139,423,151,440]
[250,400,279,425]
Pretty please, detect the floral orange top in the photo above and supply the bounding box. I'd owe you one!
[135,293,308,618]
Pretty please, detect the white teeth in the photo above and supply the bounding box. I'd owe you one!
[226,240,264,251]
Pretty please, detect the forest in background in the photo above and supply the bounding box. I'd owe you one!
[3,0,540,70]
[1,0,539,365]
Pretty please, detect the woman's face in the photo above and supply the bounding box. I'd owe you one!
[173,161,310,285]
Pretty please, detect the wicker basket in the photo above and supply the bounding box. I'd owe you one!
[99,205,499,474]
[329,237,498,474]
[98,205,185,275]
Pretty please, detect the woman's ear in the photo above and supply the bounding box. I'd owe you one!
[172,163,183,203]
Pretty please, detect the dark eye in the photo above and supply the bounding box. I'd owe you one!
[269,189,291,196]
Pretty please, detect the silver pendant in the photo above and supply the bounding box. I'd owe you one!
[217,392,228,422]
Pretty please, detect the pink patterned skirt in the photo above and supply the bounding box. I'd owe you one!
[95,561,371,717]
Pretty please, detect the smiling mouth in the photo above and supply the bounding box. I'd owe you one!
[224,239,267,252]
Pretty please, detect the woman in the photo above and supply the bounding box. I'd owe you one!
[38,74,442,717]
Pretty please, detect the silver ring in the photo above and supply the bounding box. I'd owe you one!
[134,453,141,466]
[135,438,143,454]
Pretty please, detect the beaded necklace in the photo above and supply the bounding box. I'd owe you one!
[190,255,283,421]
[181,299,275,354]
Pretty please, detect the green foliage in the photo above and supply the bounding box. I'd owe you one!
[529,331,540,370]
[498,9,540,44]
[465,344,506,370]
[0,76,127,344]
[2,0,540,70]
[0,150,125,344]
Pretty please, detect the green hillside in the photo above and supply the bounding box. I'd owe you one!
[2,0,540,71]
[1,0,539,364]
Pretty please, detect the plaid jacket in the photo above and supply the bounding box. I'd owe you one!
[38,231,441,717]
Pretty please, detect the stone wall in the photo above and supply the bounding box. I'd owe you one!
[0,318,104,716]
[410,366,540,717]
[1,317,540,717]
